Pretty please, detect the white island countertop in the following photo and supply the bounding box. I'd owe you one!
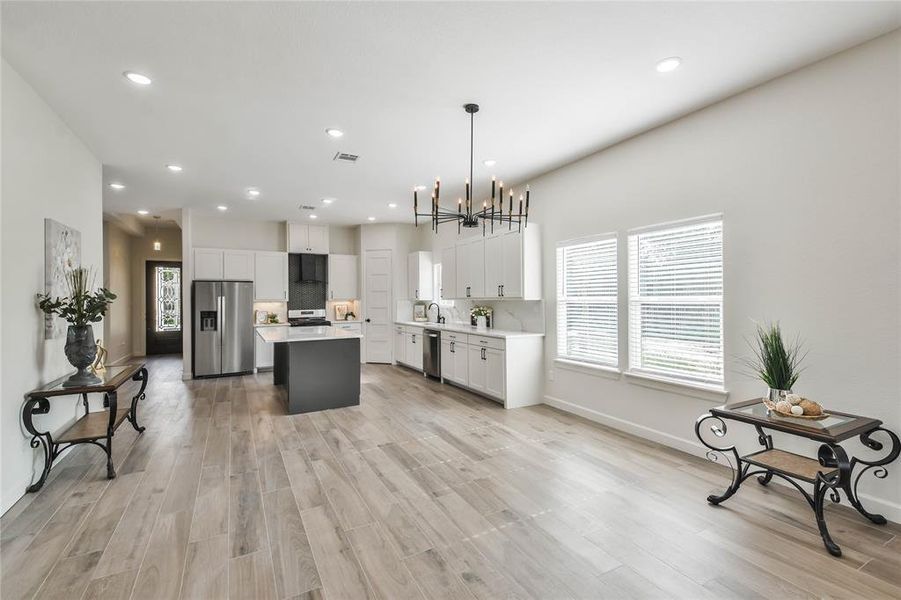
[256,325,363,343]
[394,321,544,339]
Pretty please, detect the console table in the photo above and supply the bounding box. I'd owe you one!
[696,399,899,557]
[22,363,148,493]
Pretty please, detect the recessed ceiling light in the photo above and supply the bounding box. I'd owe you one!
[246,188,261,198]
[137,209,149,215]
[123,71,152,85]
[483,159,496,167]
[108,182,125,190]
[655,57,682,73]
[309,214,318,220]
[325,128,344,138]
[217,205,228,211]
[166,164,183,172]
[367,216,376,222]
[388,203,398,209]
[321,198,335,204]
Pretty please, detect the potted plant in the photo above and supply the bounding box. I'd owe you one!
[37,267,116,387]
[742,322,806,402]
[470,305,492,328]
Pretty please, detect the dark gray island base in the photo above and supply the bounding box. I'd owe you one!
[272,336,361,414]
[257,325,363,414]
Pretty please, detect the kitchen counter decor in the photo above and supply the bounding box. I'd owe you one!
[37,267,116,387]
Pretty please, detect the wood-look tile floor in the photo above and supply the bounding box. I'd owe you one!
[2,355,900,600]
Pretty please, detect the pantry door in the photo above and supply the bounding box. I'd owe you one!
[363,249,393,363]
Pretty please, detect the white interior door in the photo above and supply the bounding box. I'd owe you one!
[364,249,393,363]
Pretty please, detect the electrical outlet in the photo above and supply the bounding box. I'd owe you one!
[548,368,555,382]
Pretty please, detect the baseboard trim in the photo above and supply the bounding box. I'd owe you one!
[542,394,901,524]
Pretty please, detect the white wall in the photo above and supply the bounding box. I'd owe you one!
[1,61,103,514]
[192,214,285,251]
[102,220,133,364]
[529,32,901,519]
[329,225,359,254]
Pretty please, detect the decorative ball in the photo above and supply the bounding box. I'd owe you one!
[786,394,803,406]
[799,399,823,416]
[776,400,792,414]
[790,405,804,416]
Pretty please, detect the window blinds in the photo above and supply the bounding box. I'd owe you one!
[628,219,723,386]
[556,236,618,366]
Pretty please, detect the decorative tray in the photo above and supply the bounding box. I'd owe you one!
[762,399,830,421]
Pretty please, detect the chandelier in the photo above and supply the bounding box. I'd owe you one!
[413,103,530,236]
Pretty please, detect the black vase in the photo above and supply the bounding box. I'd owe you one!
[63,324,100,387]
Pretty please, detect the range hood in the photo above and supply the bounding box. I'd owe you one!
[297,253,327,283]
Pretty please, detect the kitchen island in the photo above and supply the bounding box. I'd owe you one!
[256,326,362,414]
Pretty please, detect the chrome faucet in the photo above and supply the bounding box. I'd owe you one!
[427,302,445,324]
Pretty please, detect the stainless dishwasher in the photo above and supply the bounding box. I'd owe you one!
[423,329,441,379]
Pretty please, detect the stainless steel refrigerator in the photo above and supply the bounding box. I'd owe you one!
[193,281,254,377]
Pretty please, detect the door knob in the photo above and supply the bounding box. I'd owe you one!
[365,318,371,323]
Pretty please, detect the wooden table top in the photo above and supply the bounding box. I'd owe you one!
[26,363,145,399]
[711,398,882,443]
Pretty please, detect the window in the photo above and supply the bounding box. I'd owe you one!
[556,235,618,367]
[155,265,182,332]
[628,217,723,387]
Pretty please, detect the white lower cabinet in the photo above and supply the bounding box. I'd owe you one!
[396,325,423,371]
[254,330,274,370]
[394,326,405,364]
[467,345,488,394]
[484,347,506,398]
[405,329,423,371]
[441,338,468,386]
[394,322,542,408]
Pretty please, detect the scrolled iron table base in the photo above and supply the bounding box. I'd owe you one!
[695,412,899,557]
[22,366,148,493]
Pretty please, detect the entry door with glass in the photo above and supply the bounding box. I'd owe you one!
[146,261,183,355]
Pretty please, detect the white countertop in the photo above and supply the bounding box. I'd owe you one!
[394,321,544,339]
[256,325,363,343]
[254,322,286,328]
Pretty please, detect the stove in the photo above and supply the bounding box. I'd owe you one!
[288,309,331,328]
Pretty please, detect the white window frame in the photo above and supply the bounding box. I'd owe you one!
[627,214,724,390]
[555,233,619,369]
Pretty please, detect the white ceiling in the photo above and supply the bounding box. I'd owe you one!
[3,2,899,226]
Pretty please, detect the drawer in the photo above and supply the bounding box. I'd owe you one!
[394,325,405,335]
[467,335,505,351]
[443,331,465,341]
[404,326,424,335]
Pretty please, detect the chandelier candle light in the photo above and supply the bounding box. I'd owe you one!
[413,103,531,235]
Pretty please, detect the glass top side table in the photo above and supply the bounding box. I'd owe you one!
[696,398,899,557]
[22,363,148,493]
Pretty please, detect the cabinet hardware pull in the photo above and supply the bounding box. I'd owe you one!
[481,348,486,360]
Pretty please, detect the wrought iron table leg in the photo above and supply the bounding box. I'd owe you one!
[22,397,56,493]
[696,413,744,505]
[105,391,117,479]
[754,425,774,486]
[128,367,148,433]
[844,428,900,525]
[813,477,842,557]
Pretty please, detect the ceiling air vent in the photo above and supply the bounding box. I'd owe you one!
[333,152,359,163]
[299,205,316,211]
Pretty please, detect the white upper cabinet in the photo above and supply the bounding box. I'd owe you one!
[223,250,254,281]
[442,223,541,300]
[194,248,224,280]
[464,238,486,298]
[254,251,288,300]
[328,254,359,300]
[455,239,483,299]
[484,234,504,298]
[440,246,456,300]
[407,251,433,300]
[288,223,330,254]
